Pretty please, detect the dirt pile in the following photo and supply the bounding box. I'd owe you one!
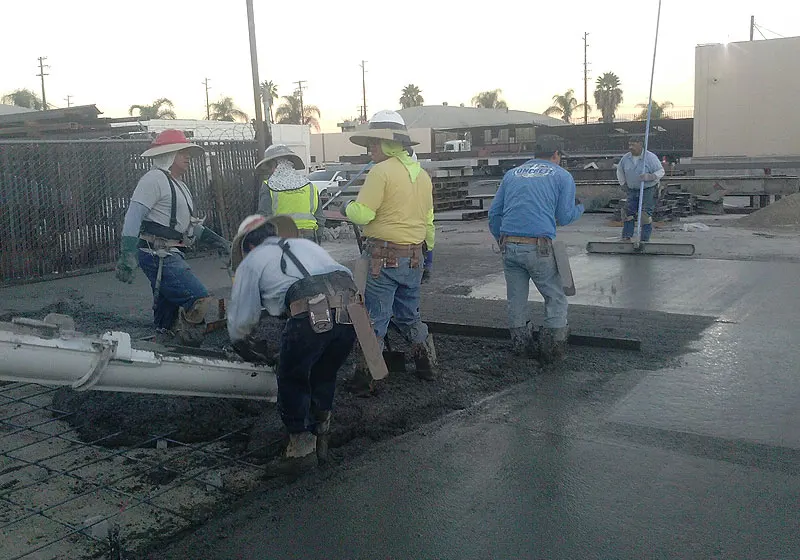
[736,193,800,229]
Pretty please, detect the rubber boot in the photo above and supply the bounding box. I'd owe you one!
[264,432,317,478]
[621,218,635,241]
[348,347,375,397]
[641,222,653,242]
[312,410,332,466]
[410,333,437,381]
[538,326,569,365]
[510,327,530,357]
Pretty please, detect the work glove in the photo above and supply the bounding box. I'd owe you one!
[115,236,140,284]
[640,173,657,182]
[231,336,276,366]
[421,250,433,284]
[198,226,232,256]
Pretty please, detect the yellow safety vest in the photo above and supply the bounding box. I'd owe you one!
[269,182,318,231]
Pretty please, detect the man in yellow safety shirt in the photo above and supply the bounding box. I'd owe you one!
[256,144,325,243]
[342,110,436,394]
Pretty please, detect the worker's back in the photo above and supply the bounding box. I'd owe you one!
[489,159,582,240]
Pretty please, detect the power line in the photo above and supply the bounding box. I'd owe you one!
[755,23,785,38]
[755,26,768,40]
[36,56,49,110]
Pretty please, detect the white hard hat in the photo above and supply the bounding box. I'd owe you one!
[349,109,419,148]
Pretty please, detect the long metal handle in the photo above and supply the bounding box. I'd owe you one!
[321,162,373,210]
[635,0,663,242]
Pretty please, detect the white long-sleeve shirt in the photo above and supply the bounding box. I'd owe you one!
[227,237,352,342]
[616,152,665,187]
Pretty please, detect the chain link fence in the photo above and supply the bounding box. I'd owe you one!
[0,140,259,285]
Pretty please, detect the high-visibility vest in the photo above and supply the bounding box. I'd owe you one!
[269,182,318,231]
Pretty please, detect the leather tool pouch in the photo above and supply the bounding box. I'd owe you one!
[307,293,333,333]
[536,238,552,257]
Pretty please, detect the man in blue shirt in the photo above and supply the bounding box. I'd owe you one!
[616,137,665,242]
[488,137,584,363]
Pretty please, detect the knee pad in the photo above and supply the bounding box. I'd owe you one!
[642,215,653,225]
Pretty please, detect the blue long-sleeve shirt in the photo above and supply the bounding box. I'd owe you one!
[488,159,584,240]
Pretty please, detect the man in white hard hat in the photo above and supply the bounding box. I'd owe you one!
[256,144,325,244]
[343,110,437,393]
[228,213,378,476]
[115,129,231,347]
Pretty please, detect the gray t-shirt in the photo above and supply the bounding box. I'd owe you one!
[131,168,195,235]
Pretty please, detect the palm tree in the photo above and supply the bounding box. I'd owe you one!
[210,96,249,122]
[275,93,321,131]
[471,89,508,109]
[260,80,278,123]
[594,72,624,123]
[399,84,424,109]
[2,88,44,110]
[543,89,588,124]
[636,100,674,120]
[128,98,176,119]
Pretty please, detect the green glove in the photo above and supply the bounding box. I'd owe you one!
[115,236,140,284]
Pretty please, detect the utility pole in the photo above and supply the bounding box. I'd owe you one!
[36,56,49,110]
[750,15,755,41]
[294,80,306,126]
[360,60,368,122]
[64,95,72,108]
[245,0,269,157]
[582,33,589,125]
[202,78,211,119]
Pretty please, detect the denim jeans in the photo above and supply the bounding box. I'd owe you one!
[138,250,209,329]
[623,186,657,240]
[502,242,568,329]
[362,253,429,347]
[277,316,356,433]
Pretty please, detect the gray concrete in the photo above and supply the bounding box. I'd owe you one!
[145,216,800,560]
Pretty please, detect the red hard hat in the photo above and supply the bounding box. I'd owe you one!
[141,129,204,157]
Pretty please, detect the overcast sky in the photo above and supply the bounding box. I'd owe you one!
[3,0,798,132]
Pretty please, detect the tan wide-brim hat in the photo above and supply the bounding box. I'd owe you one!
[254,144,305,171]
[230,215,301,271]
[349,128,419,148]
[141,129,204,158]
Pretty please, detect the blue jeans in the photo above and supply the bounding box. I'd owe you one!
[277,317,356,433]
[138,250,209,329]
[502,242,568,329]
[623,186,657,240]
[362,253,429,347]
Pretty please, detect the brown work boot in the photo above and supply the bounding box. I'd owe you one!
[538,326,569,365]
[312,410,333,465]
[410,333,437,381]
[264,432,317,478]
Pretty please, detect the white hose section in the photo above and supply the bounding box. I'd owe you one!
[0,328,277,402]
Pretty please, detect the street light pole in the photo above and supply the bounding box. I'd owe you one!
[245,0,269,156]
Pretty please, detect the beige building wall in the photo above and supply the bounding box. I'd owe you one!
[694,36,800,158]
[311,128,433,165]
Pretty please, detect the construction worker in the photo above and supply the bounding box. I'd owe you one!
[115,129,231,347]
[617,137,665,242]
[227,214,363,475]
[344,110,436,391]
[488,137,584,363]
[256,144,325,243]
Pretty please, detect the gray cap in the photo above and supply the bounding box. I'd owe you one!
[255,144,304,171]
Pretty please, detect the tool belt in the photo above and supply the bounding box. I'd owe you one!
[363,238,424,278]
[138,232,186,251]
[499,235,552,256]
[284,270,358,333]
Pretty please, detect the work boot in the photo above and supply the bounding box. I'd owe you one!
[510,327,531,357]
[538,326,569,365]
[172,297,214,347]
[312,410,333,466]
[348,350,375,397]
[264,432,317,478]
[410,333,437,381]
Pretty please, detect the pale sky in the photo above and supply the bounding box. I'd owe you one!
[3,0,799,132]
